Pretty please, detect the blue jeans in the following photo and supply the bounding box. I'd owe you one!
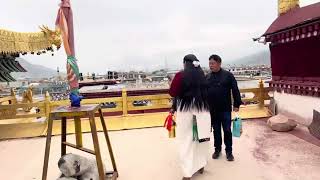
[210,111,232,153]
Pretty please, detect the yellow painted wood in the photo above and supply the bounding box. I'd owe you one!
[82,97,123,104]
[0,113,46,120]
[74,117,83,147]
[126,94,171,101]
[128,104,171,111]
[0,103,45,110]
[0,104,271,140]
[122,89,128,115]
[0,83,273,139]
[240,88,260,93]
[0,85,272,121]
[44,91,51,119]
[0,96,16,103]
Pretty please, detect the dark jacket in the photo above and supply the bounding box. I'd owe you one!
[207,69,242,112]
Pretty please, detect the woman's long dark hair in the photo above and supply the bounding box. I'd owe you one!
[176,55,209,112]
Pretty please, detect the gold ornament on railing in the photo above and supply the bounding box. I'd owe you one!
[21,85,34,112]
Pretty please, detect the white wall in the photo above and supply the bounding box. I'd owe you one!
[274,91,320,126]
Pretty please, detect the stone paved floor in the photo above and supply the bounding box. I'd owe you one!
[0,119,319,180]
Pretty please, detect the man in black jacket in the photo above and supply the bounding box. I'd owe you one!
[207,54,243,161]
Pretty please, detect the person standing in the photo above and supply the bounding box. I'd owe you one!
[169,54,211,180]
[207,54,243,161]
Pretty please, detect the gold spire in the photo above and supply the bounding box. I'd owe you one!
[278,0,300,16]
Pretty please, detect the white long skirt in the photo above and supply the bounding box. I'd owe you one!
[176,110,211,177]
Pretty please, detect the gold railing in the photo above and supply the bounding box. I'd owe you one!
[0,80,272,121]
[240,80,272,108]
[0,88,17,105]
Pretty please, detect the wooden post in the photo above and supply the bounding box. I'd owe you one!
[89,113,106,180]
[74,116,83,147]
[122,88,128,116]
[61,117,67,156]
[10,88,16,104]
[98,108,118,175]
[44,91,51,119]
[10,88,15,96]
[259,79,265,108]
[41,117,54,180]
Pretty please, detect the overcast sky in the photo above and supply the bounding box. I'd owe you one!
[1,0,319,73]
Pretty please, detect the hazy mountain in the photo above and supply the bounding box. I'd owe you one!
[9,51,271,80]
[228,51,271,66]
[11,58,63,79]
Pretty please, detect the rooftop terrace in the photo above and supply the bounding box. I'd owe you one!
[0,118,319,180]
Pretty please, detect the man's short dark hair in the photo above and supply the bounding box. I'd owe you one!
[209,54,222,63]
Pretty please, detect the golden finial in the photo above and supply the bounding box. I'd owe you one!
[278,0,300,16]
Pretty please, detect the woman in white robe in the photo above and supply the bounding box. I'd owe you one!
[169,54,211,180]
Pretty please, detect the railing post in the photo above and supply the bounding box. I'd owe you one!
[10,88,15,96]
[259,79,265,108]
[122,88,128,116]
[10,88,16,104]
[44,91,51,119]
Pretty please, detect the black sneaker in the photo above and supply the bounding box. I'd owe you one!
[226,152,234,161]
[212,150,221,159]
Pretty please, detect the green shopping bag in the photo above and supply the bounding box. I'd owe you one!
[192,115,198,141]
[232,114,242,137]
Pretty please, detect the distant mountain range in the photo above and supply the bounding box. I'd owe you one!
[229,51,271,66]
[10,51,271,80]
[11,58,62,79]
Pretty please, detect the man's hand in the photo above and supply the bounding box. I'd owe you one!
[233,107,239,112]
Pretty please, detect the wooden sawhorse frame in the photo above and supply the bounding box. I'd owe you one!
[41,104,118,180]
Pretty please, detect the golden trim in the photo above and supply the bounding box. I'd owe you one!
[0,26,61,54]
